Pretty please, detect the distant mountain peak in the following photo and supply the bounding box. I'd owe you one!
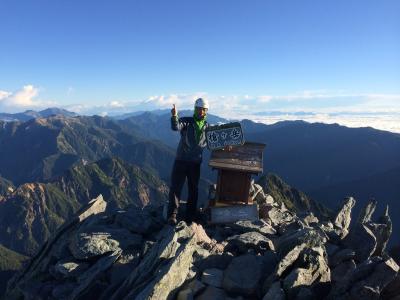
[0,107,78,123]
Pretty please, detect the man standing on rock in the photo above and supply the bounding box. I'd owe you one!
[167,98,209,225]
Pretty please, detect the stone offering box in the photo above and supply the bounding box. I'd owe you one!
[208,142,266,224]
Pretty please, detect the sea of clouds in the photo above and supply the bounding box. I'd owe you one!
[2,86,400,134]
[233,112,400,134]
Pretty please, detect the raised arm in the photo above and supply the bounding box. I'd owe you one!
[170,104,188,131]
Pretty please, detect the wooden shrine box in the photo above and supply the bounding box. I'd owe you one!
[208,142,266,223]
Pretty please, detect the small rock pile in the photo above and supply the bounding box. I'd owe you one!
[6,185,400,300]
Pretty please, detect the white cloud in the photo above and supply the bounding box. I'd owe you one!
[0,85,56,112]
[3,86,396,132]
[142,92,208,110]
[0,90,11,100]
[256,95,273,103]
[109,100,125,108]
[12,85,39,106]
[247,112,400,134]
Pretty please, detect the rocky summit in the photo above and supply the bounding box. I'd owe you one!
[5,184,400,300]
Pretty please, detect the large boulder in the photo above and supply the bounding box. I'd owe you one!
[333,197,356,239]
[382,273,400,300]
[328,256,399,300]
[331,259,356,284]
[282,246,331,298]
[276,228,327,258]
[229,220,277,236]
[226,231,275,253]
[69,231,121,260]
[345,223,377,263]
[262,281,285,300]
[110,222,198,299]
[196,286,227,300]
[260,205,294,227]
[201,268,224,288]
[6,195,107,299]
[222,254,264,297]
[367,206,392,257]
[329,249,356,267]
[114,206,164,235]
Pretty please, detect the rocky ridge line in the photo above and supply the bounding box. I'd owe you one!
[6,184,400,300]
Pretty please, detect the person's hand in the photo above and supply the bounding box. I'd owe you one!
[171,104,177,116]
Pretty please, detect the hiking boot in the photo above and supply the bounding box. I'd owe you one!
[168,213,177,225]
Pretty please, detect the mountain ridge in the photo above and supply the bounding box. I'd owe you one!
[0,157,168,256]
[0,108,77,122]
[0,115,175,185]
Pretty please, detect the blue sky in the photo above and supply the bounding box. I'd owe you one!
[0,0,399,119]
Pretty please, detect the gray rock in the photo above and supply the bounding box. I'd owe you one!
[116,248,141,265]
[333,197,356,239]
[368,205,392,257]
[185,268,197,282]
[193,247,211,264]
[108,250,141,286]
[262,251,280,279]
[78,195,108,222]
[177,289,194,300]
[196,286,226,300]
[70,249,122,299]
[329,249,356,267]
[382,273,400,299]
[114,206,163,235]
[109,228,143,249]
[223,254,263,296]
[357,199,377,224]
[277,228,327,258]
[252,189,275,206]
[131,238,196,299]
[350,257,399,298]
[283,247,330,298]
[52,237,72,261]
[283,267,315,297]
[230,219,277,236]
[69,231,121,260]
[262,205,295,227]
[54,259,90,278]
[328,256,399,300]
[51,282,78,299]
[296,287,316,300]
[344,223,377,262]
[201,268,224,288]
[318,221,339,241]
[263,281,285,300]
[265,194,275,205]
[301,213,319,226]
[226,231,275,253]
[331,259,356,284]
[326,243,340,257]
[6,195,107,299]
[183,279,206,296]
[194,253,233,273]
[277,219,306,235]
[250,183,265,202]
[111,223,197,300]
[276,243,308,278]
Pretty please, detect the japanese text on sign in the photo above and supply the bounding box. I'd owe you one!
[206,122,244,150]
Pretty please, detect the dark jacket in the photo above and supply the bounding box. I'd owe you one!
[171,115,208,163]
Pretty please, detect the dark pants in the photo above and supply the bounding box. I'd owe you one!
[168,160,201,223]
